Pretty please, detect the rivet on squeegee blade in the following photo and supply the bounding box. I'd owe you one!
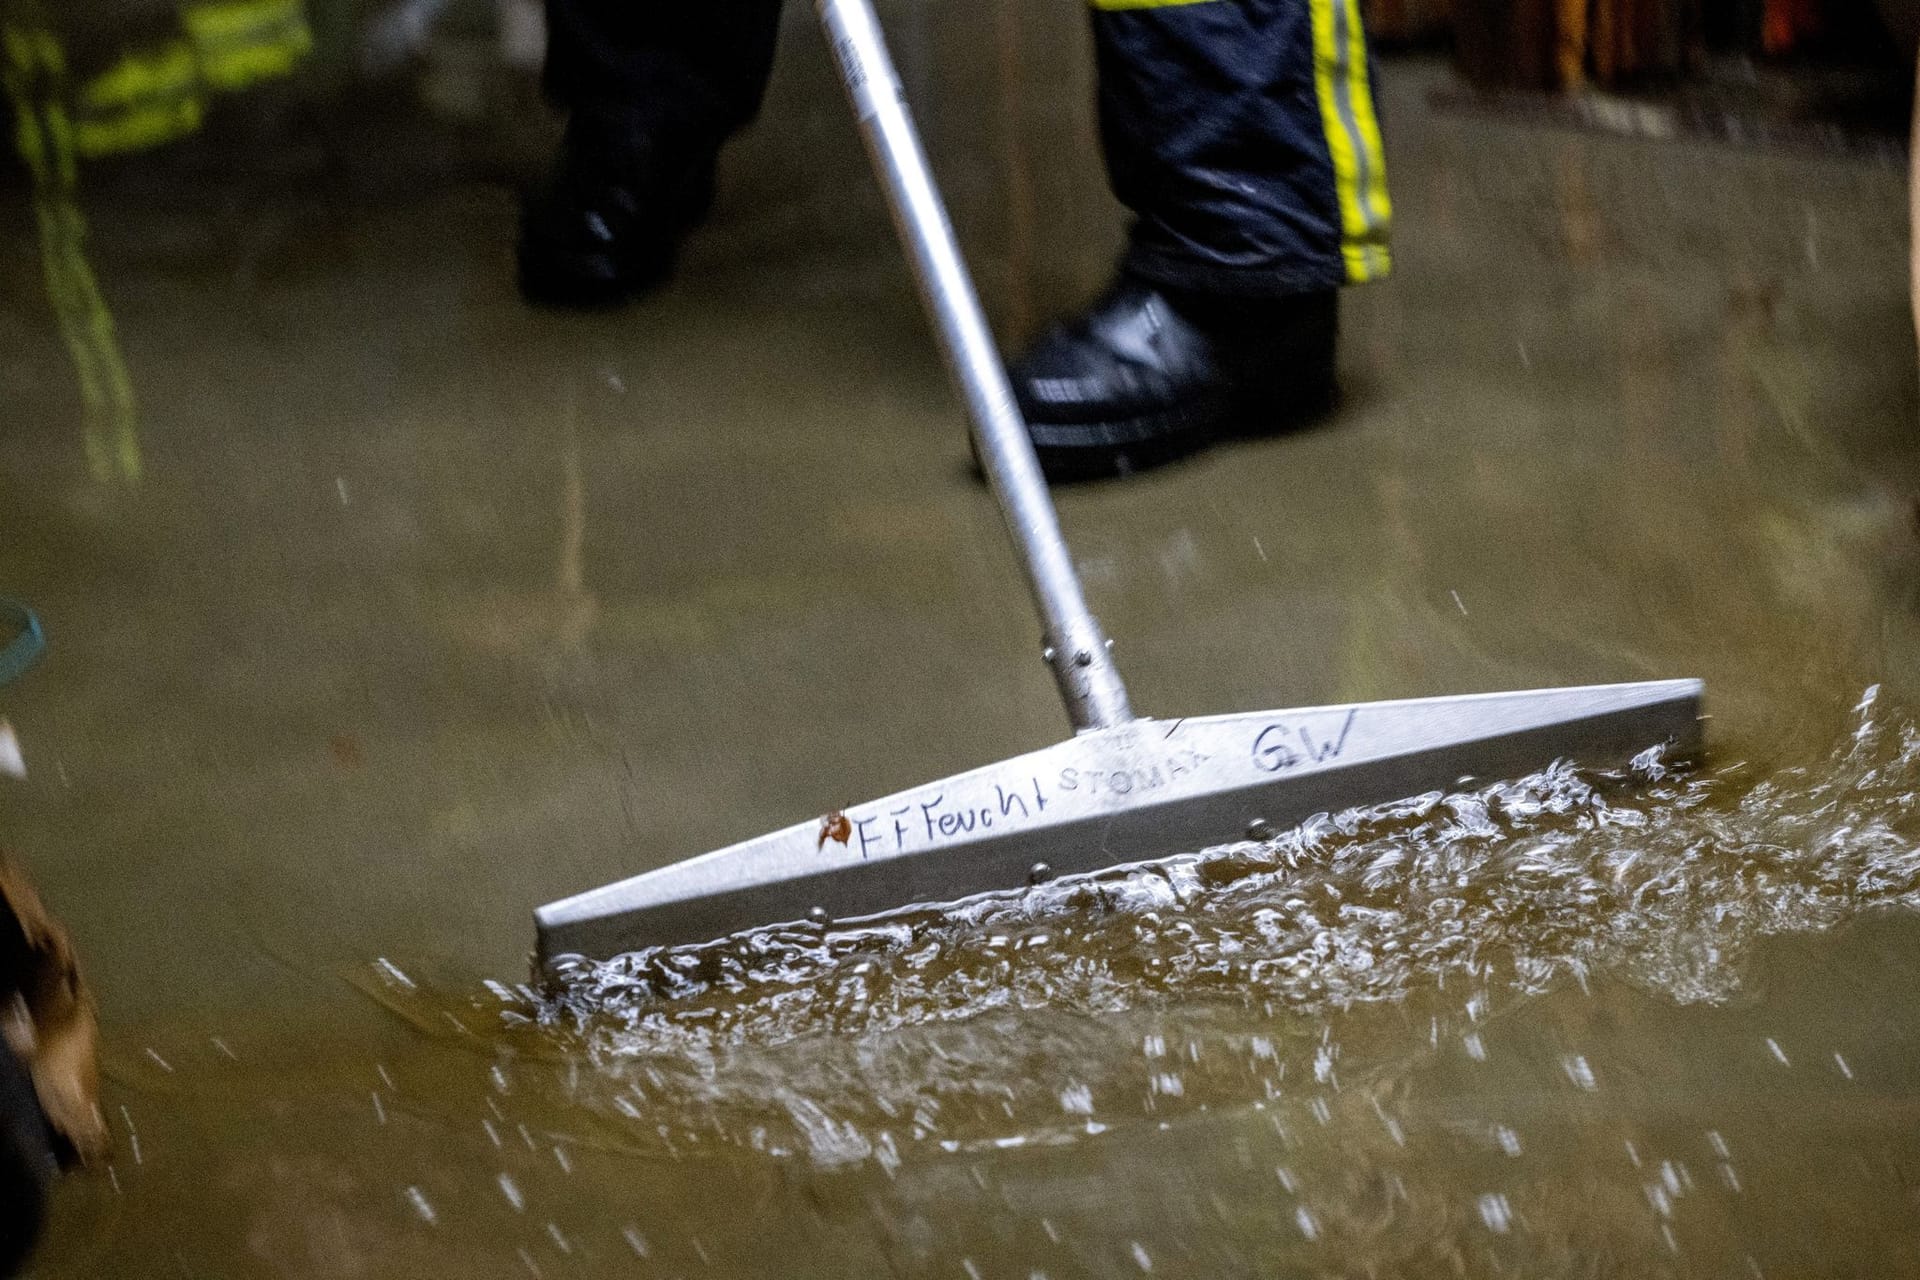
[532,0,1707,965]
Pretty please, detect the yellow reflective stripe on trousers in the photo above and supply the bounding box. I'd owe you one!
[33,198,144,482]
[2,26,65,79]
[1309,0,1390,282]
[1341,0,1391,246]
[73,94,202,155]
[73,40,204,156]
[181,0,313,91]
[80,40,197,111]
[2,28,64,183]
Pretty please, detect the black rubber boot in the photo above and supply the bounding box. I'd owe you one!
[517,109,719,307]
[1010,279,1338,481]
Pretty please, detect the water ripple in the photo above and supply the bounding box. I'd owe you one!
[506,688,1920,1167]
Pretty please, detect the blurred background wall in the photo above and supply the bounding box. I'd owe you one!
[5,0,1911,130]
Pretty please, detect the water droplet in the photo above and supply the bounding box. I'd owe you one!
[404,1186,435,1225]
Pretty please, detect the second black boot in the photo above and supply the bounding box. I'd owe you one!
[1010,279,1338,481]
[517,109,719,307]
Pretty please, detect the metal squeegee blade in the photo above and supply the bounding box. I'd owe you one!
[536,679,1702,961]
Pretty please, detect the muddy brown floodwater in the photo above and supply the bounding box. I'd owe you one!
[2,7,1919,1277]
[36,697,1920,1278]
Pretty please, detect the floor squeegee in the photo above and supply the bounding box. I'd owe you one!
[534,0,1703,965]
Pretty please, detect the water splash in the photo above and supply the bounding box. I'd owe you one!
[507,689,1920,1168]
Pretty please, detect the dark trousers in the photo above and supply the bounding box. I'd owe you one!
[541,0,1391,296]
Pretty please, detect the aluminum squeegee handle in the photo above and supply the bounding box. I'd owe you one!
[816,0,1134,733]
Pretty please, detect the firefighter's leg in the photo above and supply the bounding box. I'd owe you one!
[519,0,784,305]
[1012,0,1390,480]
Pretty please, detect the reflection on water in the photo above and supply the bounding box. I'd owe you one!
[1,25,143,485]
[45,691,1920,1276]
